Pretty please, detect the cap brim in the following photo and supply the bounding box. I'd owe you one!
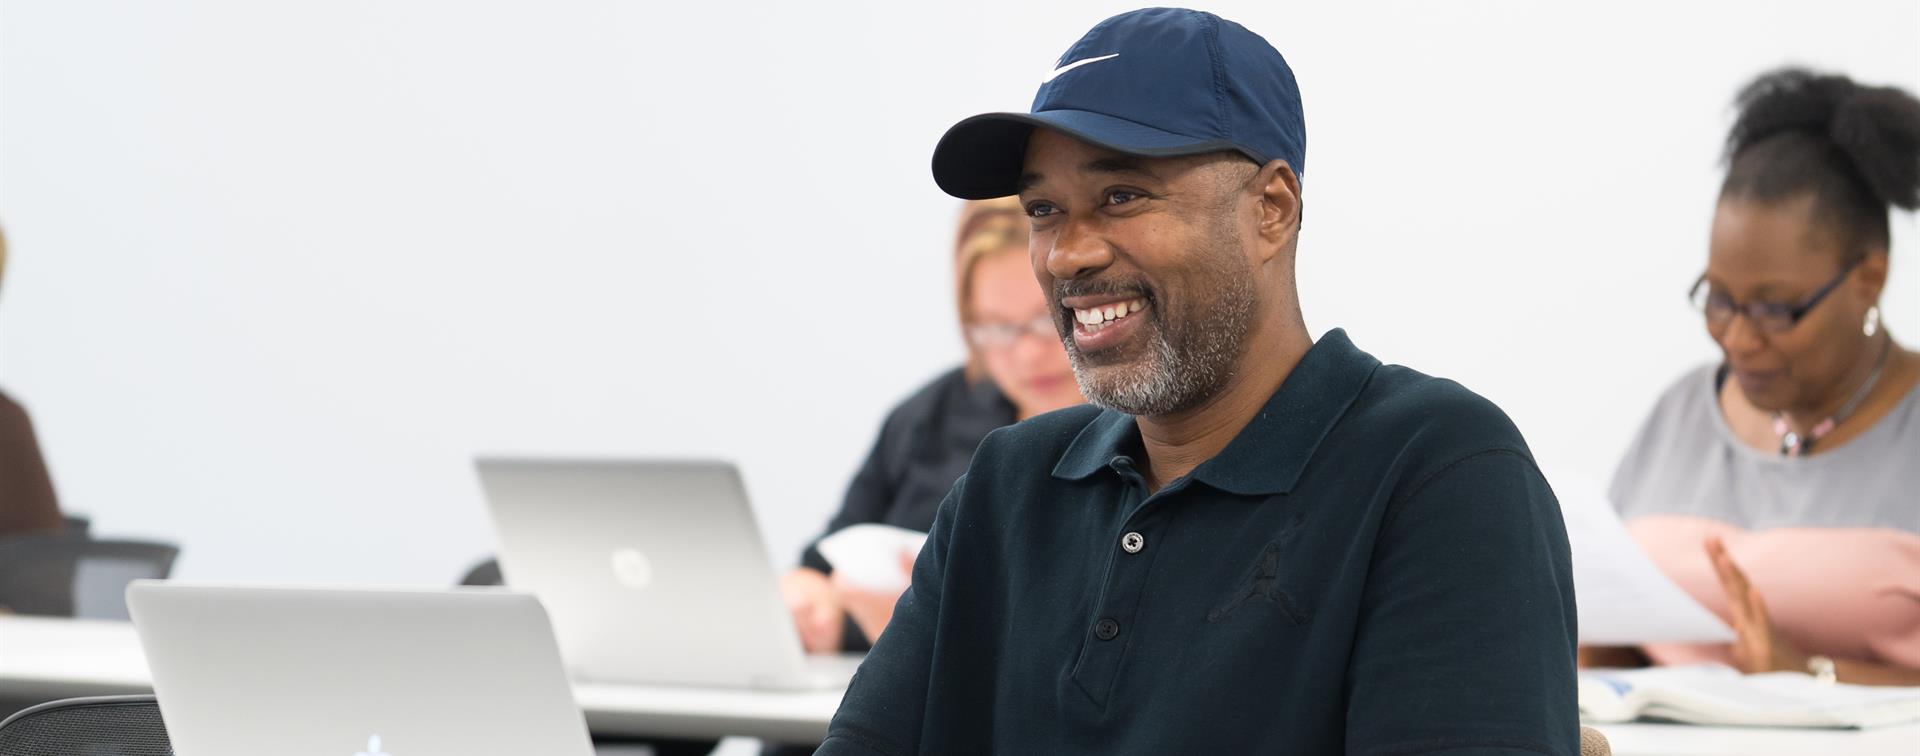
[931,109,1252,200]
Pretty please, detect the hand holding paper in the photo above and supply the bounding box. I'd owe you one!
[818,524,926,641]
[1545,468,1734,645]
[817,523,928,593]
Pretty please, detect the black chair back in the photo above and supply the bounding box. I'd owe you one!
[0,695,171,755]
[0,535,179,620]
[460,557,504,587]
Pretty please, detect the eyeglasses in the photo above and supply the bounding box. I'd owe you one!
[1688,257,1861,335]
[965,315,1057,349]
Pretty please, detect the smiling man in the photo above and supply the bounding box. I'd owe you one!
[819,9,1576,755]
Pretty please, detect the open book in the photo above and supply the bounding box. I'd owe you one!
[1579,665,1920,729]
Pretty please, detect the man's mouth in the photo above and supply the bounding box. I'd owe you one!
[1069,297,1150,333]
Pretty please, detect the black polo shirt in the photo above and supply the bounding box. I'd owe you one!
[818,330,1577,756]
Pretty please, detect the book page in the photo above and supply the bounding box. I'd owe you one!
[1581,665,1920,729]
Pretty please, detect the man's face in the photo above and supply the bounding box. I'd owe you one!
[1016,128,1263,417]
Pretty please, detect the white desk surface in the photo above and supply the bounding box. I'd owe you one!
[1590,721,1919,755]
[4,616,1916,753]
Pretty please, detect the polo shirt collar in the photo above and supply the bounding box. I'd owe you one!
[1051,328,1380,495]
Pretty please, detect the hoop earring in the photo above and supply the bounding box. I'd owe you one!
[1865,305,1881,337]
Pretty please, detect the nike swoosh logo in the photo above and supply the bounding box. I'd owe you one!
[1042,53,1119,83]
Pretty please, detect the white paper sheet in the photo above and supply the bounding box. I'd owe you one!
[1545,468,1735,645]
[816,523,928,592]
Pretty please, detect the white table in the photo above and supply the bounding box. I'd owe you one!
[4,616,1915,753]
[0,616,152,700]
[573,682,839,743]
[1590,721,1919,756]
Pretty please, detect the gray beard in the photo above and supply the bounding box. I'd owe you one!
[1062,273,1258,417]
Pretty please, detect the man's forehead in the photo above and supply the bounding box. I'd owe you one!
[1018,129,1166,193]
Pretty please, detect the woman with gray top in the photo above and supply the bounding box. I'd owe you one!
[1603,68,1920,685]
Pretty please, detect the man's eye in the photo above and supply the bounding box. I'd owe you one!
[1106,190,1141,206]
[1025,202,1059,218]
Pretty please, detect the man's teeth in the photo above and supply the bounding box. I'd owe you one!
[1073,298,1149,328]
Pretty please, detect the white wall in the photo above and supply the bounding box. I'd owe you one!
[1,0,1914,584]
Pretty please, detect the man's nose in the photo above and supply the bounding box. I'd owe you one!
[1043,217,1114,281]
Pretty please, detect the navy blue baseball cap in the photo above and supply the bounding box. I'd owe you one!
[932,7,1305,200]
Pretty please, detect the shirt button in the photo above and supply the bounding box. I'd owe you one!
[1121,532,1145,554]
[1094,618,1120,641]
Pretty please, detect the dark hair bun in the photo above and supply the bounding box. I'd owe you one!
[1831,85,1920,211]
[1728,67,1920,212]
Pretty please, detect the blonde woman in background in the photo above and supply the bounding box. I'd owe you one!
[780,198,1083,654]
[0,224,63,539]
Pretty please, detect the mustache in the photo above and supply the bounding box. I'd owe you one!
[1051,277,1155,302]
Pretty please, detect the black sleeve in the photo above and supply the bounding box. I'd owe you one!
[799,410,904,575]
[1344,449,1579,756]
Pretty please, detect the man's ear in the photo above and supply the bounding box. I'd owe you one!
[1255,159,1302,257]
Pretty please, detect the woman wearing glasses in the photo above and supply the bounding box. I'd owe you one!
[1604,69,1920,684]
[779,198,1083,654]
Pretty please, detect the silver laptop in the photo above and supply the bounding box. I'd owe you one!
[126,582,596,756]
[476,457,861,690]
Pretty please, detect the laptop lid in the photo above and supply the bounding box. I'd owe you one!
[475,457,812,688]
[126,582,595,756]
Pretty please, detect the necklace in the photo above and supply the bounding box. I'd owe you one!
[1773,335,1892,456]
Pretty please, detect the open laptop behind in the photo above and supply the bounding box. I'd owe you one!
[126,582,595,756]
[476,457,860,690]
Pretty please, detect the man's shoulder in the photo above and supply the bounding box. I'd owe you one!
[1340,365,1559,533]
[1346,363,1530,461]
[975,403,1107,460]
[930,404,1103,522]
